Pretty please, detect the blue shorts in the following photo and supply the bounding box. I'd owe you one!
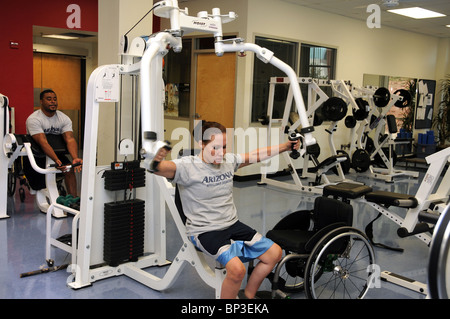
[190,221,275,266]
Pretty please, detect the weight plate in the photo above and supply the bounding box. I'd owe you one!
[344,115,356,128]
[352,149,371,172]
[322,97,348,122]
[393,89,412,108]
[353,98,369,121]
[373,87,390,107]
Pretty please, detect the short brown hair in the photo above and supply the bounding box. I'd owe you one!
[193,120,226,144]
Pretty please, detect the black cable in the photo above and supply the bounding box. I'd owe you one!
[124,3,161,37]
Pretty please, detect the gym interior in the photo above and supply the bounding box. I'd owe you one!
[1,0,450,301]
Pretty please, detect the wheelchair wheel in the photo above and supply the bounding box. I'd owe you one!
[273,253,307,293]
[7,167,16,196]
[304,227,375,299]
[428,204,450,299]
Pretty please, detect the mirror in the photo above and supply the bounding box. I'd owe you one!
[363,74,417,133]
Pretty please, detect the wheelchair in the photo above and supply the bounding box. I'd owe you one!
[266,196,376,299]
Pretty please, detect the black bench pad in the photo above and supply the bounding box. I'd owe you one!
[323,182,373,199]
[365,191,418,208]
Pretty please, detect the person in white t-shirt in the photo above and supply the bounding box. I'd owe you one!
[152,120,299,299]
[25,90,82,196]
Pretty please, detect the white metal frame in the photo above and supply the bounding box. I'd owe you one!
[259,77,352,194]
[0,94,11,219]
[349,85,419,182]
[51,0,317,298]
[356,146,450,245]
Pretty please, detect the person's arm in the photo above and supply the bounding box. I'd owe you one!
[62,131,82,171]
[239,139,299,168]
[30,133,63,167]
[152,147,177,179]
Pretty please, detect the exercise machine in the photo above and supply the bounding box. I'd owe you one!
[0,94,11,219]
[348,85,418,182]
[1,94,69,218]
[259,77,350,194]
[46,0,318,298]
[323,146,450,294]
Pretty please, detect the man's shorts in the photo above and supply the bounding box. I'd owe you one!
[190,221,275,266]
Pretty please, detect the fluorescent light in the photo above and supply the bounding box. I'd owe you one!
[41,34,80,40]
[388,7,446,19]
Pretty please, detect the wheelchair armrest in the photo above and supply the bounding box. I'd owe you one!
[304,222,347,252]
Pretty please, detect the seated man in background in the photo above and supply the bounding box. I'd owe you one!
[24,89,82,197]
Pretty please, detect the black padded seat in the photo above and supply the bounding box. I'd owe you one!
[267,197,353,254]
[365,191,418,208]
[309,155,347,173]
[266,210,314,253]
[15,134,68,156]
[323,182,372,199]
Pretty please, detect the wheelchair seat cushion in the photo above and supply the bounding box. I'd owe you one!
[323,182,372,199]
[266,229,314,253]
[267,197,353,254]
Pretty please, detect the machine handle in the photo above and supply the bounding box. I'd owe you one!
[150,142,172,172]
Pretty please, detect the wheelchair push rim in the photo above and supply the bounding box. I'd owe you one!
[304,227,375,299]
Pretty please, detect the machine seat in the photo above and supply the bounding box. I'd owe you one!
[323,182,372,199]
[309,155,347,173]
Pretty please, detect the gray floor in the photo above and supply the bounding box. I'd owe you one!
[0,167,433,300]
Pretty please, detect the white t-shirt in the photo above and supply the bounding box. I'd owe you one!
[172,153,243,236]
[26,110,73,136]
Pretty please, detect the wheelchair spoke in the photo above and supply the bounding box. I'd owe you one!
[305,230,375,299]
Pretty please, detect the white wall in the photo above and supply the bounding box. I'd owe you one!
[237,0,449,176]
[95,0,449,174]
[97,0,153,165]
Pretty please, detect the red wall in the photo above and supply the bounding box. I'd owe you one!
[0,0,98,134]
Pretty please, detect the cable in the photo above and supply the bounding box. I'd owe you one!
[124,3,161,37]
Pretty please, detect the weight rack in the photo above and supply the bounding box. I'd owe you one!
[103,160,146,267]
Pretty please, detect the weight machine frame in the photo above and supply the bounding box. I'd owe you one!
[259,77,354,194]
[46,0,317,298]
[349,85,419,182]
[0,94,11,219]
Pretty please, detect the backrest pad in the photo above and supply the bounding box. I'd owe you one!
[313,196,353,231]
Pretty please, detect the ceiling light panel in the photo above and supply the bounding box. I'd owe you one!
[387,7,446,19]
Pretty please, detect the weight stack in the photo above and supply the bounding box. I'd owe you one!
[104,199,145,267]
[104,160,146,191]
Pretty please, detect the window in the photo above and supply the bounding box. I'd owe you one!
[300,44,336,79]
[251,36,298,122]
[300,44,336,98]
[251,38,337,123]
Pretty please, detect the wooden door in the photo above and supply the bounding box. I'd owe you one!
[194,52,236,130]
[33,53,81,144]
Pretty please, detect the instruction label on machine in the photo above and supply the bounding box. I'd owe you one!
[95,65,120,103]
